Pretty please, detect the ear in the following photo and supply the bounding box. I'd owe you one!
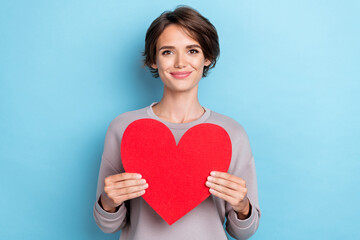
[204,59,211,67]
[151,63,158,69]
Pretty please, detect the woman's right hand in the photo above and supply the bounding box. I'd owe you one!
[100,173,148,212]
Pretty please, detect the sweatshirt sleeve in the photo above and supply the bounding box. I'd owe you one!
[93,119,128,233]
[225,126,261,240]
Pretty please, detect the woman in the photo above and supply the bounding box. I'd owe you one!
[94,5,261,240]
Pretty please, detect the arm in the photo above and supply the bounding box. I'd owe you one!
[207,125,261,239]
[225,154,261,240]
[93,119,148,233]
[93,154,128,233]
[93,120,128,233]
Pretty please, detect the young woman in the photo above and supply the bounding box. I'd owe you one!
[94,6,261,240]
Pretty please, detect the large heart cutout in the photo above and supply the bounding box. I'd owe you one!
[121,118,232,225]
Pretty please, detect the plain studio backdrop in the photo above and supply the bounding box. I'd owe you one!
[0,0,359,239]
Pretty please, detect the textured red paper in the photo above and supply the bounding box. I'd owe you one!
[121,118,232,225]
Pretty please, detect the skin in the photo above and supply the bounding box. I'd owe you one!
[101,24,251,219]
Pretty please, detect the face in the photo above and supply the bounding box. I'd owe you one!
[151,24,211,93]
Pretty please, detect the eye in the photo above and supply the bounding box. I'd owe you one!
[189,49,199,54]
[161,50,172,55]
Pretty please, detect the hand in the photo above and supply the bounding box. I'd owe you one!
[100,173,148,212]
[206,171,250,219]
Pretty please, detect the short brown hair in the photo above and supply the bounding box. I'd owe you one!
[142,5,220,78]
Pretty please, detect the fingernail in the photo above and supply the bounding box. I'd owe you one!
[140,179,146,184]
[137,174,142,179]
[207,176,214,181]
[210,171,216,176]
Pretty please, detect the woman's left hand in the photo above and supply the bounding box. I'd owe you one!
[206,171,250,219]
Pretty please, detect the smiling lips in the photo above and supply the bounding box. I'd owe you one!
[170,71,192,79]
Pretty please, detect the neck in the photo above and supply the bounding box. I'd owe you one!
[152,85,205,123]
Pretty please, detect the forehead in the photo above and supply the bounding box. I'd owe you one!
[156,24,199,47]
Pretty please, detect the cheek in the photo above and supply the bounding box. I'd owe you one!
[193,57,206,67]
[157,58,172,71]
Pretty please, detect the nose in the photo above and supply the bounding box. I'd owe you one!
[174,52,187,68]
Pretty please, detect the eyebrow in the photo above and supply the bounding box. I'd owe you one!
[158,44,201,51]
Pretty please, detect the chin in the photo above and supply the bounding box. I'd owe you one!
[166,84,198,93]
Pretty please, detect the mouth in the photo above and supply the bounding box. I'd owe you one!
[170,71,192,79]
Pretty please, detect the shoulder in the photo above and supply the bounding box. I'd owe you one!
[207,110,254,171]
[107,105,149,135]
[207,110,250,145]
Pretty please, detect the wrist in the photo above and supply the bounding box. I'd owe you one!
[99,194,119,213]
[235,200,251,220]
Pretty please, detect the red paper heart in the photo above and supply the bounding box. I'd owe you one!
[121,118,232,225]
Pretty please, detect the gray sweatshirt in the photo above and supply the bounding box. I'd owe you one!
[93,102,261,240]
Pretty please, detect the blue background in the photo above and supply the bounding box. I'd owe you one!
[1,0,359,239]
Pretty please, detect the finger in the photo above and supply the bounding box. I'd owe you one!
[207,176,241,191]
[105,173,142,184]
[209,188,237,204]
[208,187,247,208]
[111,183,149,197]
[206,181,243,199]
[106,179,146,190]
[210,171,246,186]
[115,189,146,203]
[111,173,142,182]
